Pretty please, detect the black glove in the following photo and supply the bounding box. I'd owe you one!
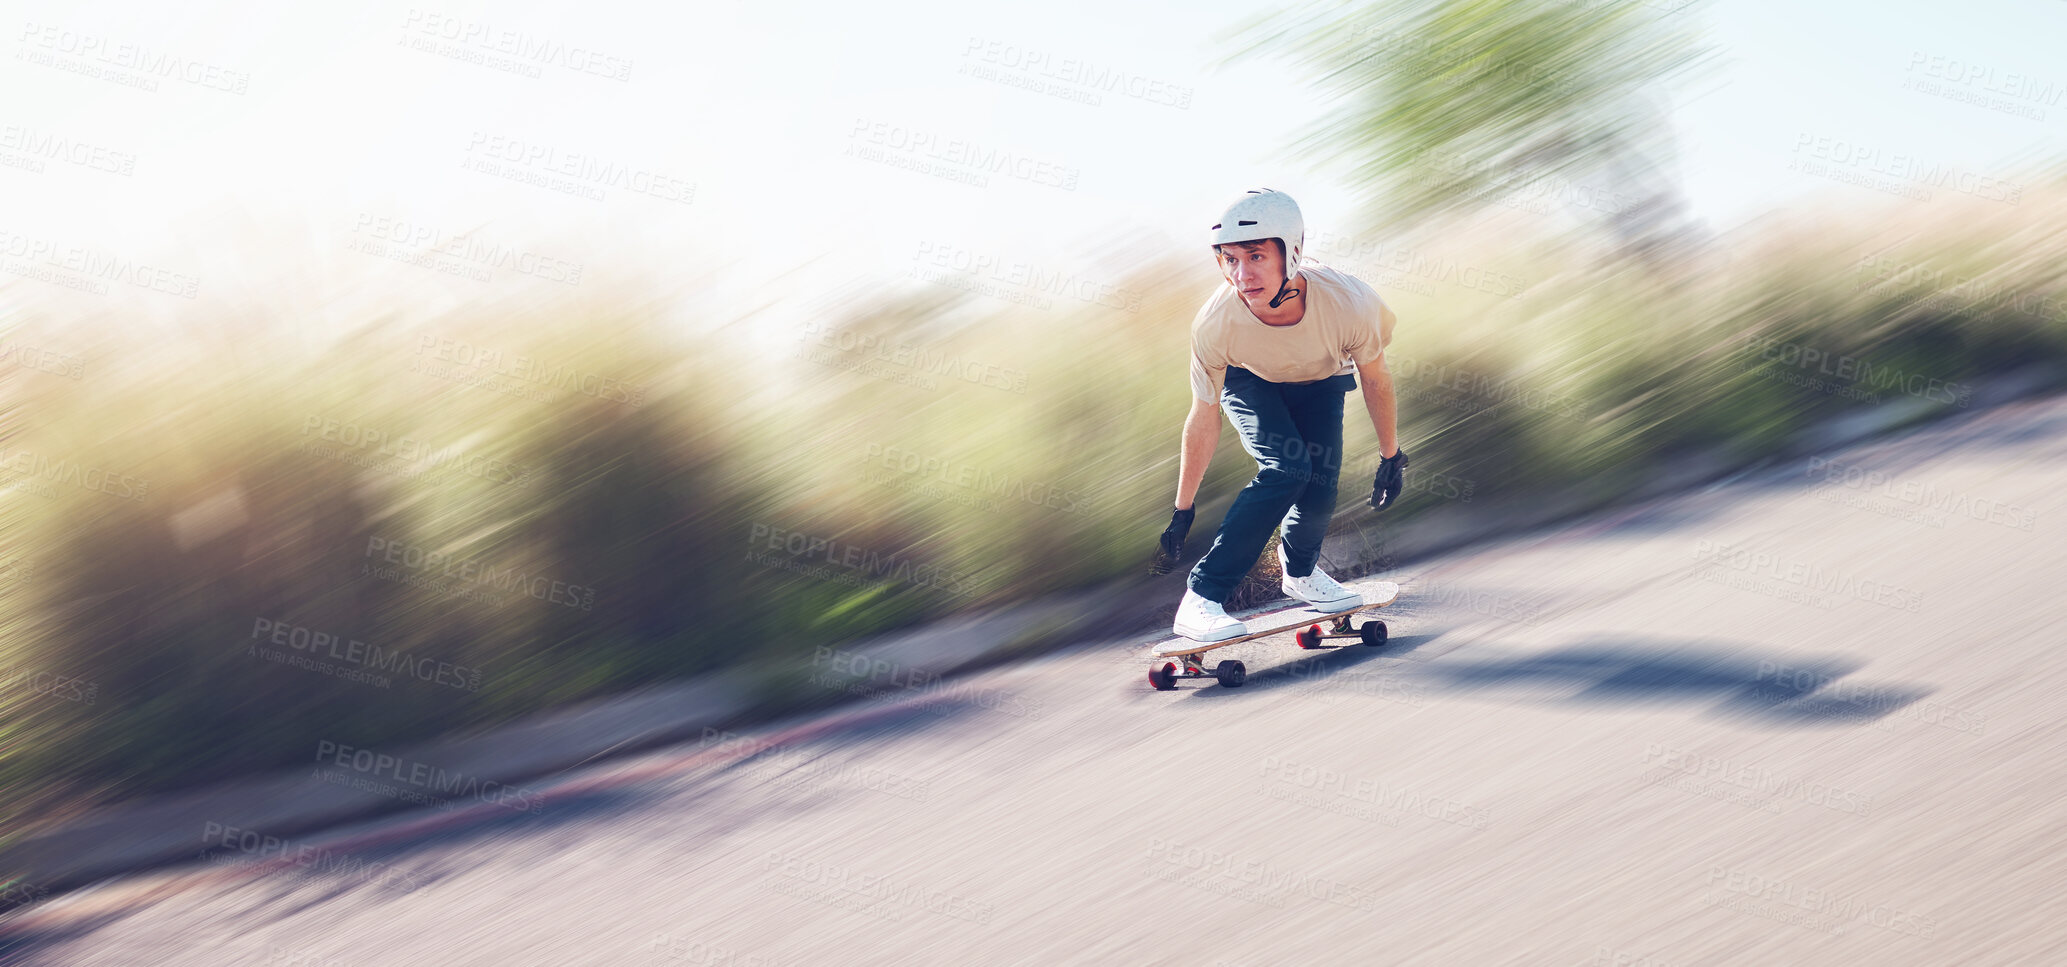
[1150,506,1196,575]
[1369,448,1409,511]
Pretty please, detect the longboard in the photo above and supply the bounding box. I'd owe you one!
[1144,582,1400,691]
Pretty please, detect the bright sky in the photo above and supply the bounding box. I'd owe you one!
[3,0,2062,331]
[1677,0,2067,222]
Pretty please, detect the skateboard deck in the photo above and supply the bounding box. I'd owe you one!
[1145,582,1400,690]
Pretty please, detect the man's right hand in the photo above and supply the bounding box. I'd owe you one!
[1150,506,1196,575]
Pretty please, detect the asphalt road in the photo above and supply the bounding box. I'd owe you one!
[5,396,2064,965]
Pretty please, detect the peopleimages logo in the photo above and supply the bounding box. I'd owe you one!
[413,335,642,406]
[352,215,585,287]
[0,338,85,378]
[809,646,1046,720]
[1806,455,2034,532]
[16,22,252,93]
[765,849,995,924]
[1642,744,1874,815]
[1905,51,2062,108]
[314,740,545,814]
[797,321,1029,394]
[912,240,1143,312]
[958,36,1194,109]
[400,9,634,81]
[845,118,1080,191]
[1,664,96,704]
[0,228,200,298]
[1789,132,2023,205]
[862,443,1092,514]
[300,414,535,486]
[250,617,483,691]
[1692,539,1924,613]
[0,123,137,175]
[1743,334,1973,407]
[463,132,695,205]
[1705,867,1939,938]
[363,536,598,611]
[0,878,49,910]
[200,822,422,892]
[1146,838,1377,912]
[745,522,971,596]
[0,449,149,500]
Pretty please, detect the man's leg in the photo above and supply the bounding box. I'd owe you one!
[1276,377,1351,578]
[1188,368,1314,603]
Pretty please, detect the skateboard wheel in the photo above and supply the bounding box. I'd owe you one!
[1296,625,1321,649]
[1360,620,1388,647]
[1148,662,1178,691]
[1215,660,1246,688]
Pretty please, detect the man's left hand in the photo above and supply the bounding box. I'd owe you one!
[1370,448,1409,511]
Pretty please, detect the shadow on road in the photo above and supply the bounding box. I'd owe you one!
[1426,638,1933,725]
[1178,634,1932,728]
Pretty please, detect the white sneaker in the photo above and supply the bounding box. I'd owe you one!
[1172,589,1247,642]
[1277,545,1362,611]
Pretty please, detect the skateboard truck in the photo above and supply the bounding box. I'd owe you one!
[1148,655,1246,691]
[1295,614,1389,650]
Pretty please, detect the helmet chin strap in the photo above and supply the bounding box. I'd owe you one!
[1267,275,1302,310]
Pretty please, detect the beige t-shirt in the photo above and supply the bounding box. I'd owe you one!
[1188,262,1395,402]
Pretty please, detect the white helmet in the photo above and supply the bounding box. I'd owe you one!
[1208,189,1305,307]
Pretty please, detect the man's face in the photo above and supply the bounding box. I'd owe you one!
[1215,240,1286,308]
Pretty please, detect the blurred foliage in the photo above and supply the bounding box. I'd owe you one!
[4,184,2067,836]
[1229,0,1713,233]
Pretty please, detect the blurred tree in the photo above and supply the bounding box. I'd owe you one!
[1230,0,1714,253]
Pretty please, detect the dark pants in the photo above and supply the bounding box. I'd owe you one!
[1189,366,1356,603]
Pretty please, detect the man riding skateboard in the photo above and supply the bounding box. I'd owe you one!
[1152,188,1407,642]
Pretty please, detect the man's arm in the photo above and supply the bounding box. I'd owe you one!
[1355,353,1399,458]
[1174,396,1221,509]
